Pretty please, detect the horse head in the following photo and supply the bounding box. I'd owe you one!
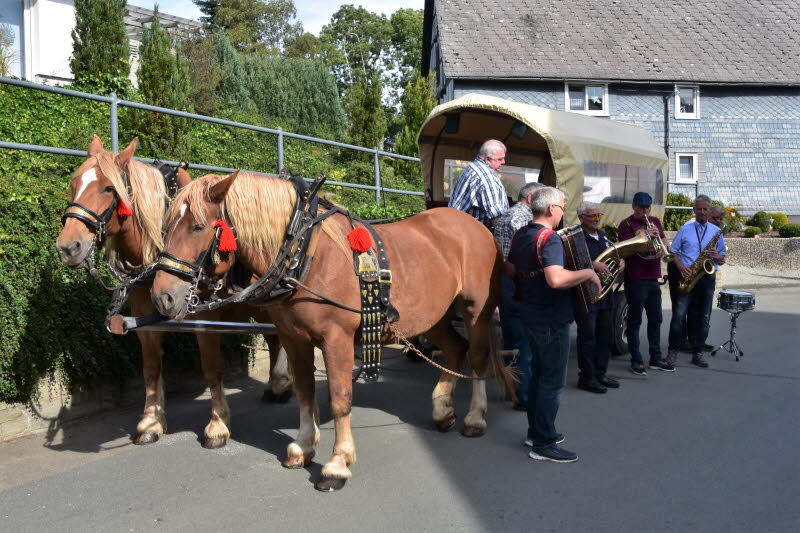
[152,171,241,319]
[56,136,138,267]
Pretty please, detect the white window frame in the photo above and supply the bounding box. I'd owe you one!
[675,85,700,119]
[675,153,698,184]
[564,82,609,116]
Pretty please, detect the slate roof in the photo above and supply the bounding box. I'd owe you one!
[428,0,800,84]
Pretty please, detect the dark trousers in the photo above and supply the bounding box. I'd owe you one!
[499,274,534,405]
[669,272,716,354]
[523,321,571,448]
[624,279,663,364]
[667,262,696,345]
[574,306,612,383]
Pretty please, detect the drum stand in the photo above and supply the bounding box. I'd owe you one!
[710,311,745,361]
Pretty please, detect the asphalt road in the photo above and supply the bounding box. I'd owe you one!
[1,287,799,532]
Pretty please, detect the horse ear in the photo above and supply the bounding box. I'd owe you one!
[115,137,138,168]
[88,135,104,156]
[209,171,239,204]
[176,167,192,188]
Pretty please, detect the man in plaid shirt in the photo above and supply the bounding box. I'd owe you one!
[494,182,545,409]
[448,139,510,229]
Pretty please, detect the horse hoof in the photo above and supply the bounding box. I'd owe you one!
[315,476,347,492]
[202,436,228,449]
[262,389,292,403]
[133,432,160,445]
[282,453,313,469]
[435,415,456,432]
[461,425,485,438]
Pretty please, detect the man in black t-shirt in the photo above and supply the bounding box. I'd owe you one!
[508,187,601,464]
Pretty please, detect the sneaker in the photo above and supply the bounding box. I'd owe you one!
[525,434,564,447]
[691,353,709,368]
[649,359,676,372]
[665,350,678,367]
[703,343,715,352]
[630,363,647,376]
[529,444,578,463]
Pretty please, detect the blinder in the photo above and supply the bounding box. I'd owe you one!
[61,199,118,242]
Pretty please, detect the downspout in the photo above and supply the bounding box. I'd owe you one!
[663,94,671,197]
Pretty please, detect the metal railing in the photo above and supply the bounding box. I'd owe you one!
[0,76,424,204]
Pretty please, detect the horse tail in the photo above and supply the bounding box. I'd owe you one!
[487,316,518,403]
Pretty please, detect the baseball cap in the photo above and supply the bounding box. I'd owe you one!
[632,192,653,206]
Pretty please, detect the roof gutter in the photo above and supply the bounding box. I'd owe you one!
[449,75,800,88]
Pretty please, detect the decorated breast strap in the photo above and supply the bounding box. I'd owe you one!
[348,223,399,382]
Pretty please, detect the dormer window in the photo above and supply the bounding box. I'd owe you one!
[675,86,699,119]
[565,83,609,116]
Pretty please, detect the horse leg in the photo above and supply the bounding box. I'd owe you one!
[282,340,320,469]
[316,335,357,492]
[196,331,230,449]
[262,335,293,403]
[461,314,492,438]
[134,329,166,444]
[425,316,469,432]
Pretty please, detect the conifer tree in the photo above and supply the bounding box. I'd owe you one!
[69,0,130,95]
[135,6,192,157]
[393,74,437,186]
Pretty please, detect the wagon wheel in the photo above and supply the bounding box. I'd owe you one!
[611,288,629,356]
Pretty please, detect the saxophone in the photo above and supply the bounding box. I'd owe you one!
[677,228,724,293]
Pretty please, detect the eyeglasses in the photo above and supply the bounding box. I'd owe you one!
[551,204,564,212]
[580,213,604,221]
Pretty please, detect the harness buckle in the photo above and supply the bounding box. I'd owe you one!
[379,269,392,284]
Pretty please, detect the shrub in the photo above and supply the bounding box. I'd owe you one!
[723,207,745,234]
[747,211,772,233]
[778,223,800,238]
[601,223,619,242]
[743,226,761,238]
[769,212,789,231]
[664,193,693,231]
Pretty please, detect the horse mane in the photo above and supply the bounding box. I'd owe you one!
[167,172,348,264]
[75,152,167,266]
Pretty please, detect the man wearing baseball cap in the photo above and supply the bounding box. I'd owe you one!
[617,192,674,376]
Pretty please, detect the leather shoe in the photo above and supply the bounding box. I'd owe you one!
[512,402,528,411]
[597,375,620,388]
[577,380,607,394]
[691,353,709,368]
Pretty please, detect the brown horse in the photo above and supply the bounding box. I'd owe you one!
[55,137,292,448]
[150,171,515,491]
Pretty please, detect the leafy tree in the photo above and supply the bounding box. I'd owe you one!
[393,74,437,186]
[284,32,324,60]
[389,9,424,95]
[69,0,130,95]
[181,35,226,116]
[319,5,392,94]
[134,6,192,157]
[342,73,386,149]
[0,23,18,77]
[197,0,302,54]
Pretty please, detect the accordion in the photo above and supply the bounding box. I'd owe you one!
[557,225,597,313]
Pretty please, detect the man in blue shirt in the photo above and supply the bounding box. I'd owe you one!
[667,195,727,368]
[508,187,601,463]
[448,139,510,229]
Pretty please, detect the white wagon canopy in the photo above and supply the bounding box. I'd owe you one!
[417,93,669,226]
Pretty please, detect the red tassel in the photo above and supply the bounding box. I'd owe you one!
[214,219,237,252]
[347,227,373,253]
[117,201,132,218]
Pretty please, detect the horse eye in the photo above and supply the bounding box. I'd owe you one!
[192,224,205,232]
[104,185,115,193]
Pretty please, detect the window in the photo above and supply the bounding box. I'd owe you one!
[565,83,609,116]
[444,159,543,199]
[675,153,697,183]
[675,86,699,119]
[583,161,664,205]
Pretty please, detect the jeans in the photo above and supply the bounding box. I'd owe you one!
[625,279,663,364]
[523,321,571,447]
[669,272,716,353]
[499,274,534,405]
[575,306,612,383]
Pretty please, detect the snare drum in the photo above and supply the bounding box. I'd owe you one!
[717,289,755,312]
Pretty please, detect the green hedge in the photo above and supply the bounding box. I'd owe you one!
[778,223,800,238]
[663,193,693,231]
[768,212,789,231]
[743,226,761,238]
[0,82,424,403]
[747,211,772,233]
